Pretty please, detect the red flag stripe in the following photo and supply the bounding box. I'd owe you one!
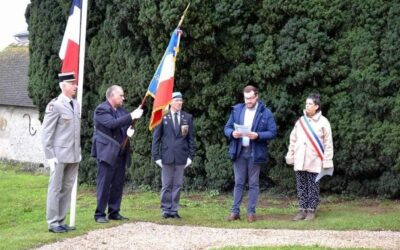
[61,40,79,79]
[299,118,324,160]
[149,77,174,129]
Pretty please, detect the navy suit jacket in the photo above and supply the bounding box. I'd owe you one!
[224,101,277,164]
[91,101,133,166]
[151,110,195,165]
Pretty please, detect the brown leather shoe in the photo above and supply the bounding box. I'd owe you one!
[247,214,256,223]
[226,213,240,221]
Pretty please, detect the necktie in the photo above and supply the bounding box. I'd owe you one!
[174,112,180,135]
[69,100,74,110]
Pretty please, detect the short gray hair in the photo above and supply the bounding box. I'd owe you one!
[59,81,66,90]
[106,85,122,99]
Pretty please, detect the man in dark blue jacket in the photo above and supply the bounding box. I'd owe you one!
[152,92,195,219]
[224,85,277,222]
[91,85,143,223]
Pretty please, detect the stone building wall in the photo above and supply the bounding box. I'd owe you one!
[0,105,45,165]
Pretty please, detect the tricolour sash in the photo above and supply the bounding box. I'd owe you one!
[299,116,324,160]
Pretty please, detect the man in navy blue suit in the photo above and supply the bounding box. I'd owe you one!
[91,85,143,223]
[151,92,195,219]
[224,85,277,223]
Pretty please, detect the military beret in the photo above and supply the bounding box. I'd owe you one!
[172,91,183,99]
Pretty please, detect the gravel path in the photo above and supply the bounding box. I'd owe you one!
[34,222,400,250]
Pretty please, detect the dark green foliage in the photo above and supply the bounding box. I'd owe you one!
[204,144,233,191]
[26,0,66,119]
[27,0,400,197]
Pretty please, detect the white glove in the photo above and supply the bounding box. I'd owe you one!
[131,107,143,119]
[47,158,58,172]
[79,154,82,162]
[185,158,192,168]
[127,126,135,137]
[155,159,162,168]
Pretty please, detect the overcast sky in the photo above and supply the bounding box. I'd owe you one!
[0,0,31,51]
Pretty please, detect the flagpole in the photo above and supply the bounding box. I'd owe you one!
[77,0,87,112]
[177,3,190,28]
[70,0,88,228]
[175,3,189,52]
[120,95,148,150]
[122,4,190,144]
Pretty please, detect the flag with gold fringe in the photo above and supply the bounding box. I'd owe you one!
[146,28,183,130]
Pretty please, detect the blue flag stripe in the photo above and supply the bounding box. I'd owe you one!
[302,116,324,153]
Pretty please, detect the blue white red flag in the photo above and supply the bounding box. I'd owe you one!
[146,28,183,130]
[59,0,81,80]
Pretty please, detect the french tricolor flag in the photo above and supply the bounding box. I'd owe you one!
[59,0,82,80]
[146,29,183,130]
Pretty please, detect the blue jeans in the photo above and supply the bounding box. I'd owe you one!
[231,147,260,215]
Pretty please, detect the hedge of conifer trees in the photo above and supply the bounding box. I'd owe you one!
[27,0,400,198]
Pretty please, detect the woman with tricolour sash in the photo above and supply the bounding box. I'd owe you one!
[285,93,334,221]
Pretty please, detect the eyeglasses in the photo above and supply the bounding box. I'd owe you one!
[244,95,257,101]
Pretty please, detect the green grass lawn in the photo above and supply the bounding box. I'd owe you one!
[0,164,399,250]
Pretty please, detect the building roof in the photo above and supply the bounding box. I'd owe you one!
[13,31,29,45]
[0,45,35,108]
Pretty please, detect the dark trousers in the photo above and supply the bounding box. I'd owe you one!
[231,147,260,215]
[94,157,126,219]
[295,171,320,210]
